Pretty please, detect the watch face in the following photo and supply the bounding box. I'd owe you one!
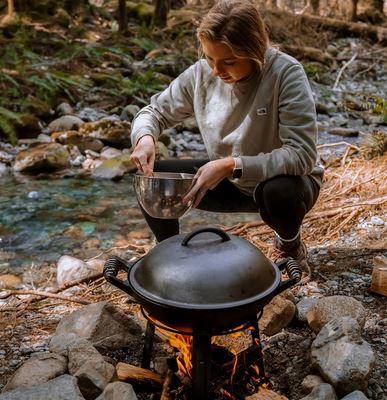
[232,168,242,179]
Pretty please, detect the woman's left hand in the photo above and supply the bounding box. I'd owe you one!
[183,157,235,208]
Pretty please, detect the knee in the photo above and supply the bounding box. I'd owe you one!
[256,176,302,216]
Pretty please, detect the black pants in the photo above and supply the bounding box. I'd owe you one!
[140,159,320,242]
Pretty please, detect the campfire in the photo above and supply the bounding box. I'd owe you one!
[116,315,273,399]
[104,227,301,399]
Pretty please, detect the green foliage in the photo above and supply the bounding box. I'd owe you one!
[0,107,21,145]
[130,37,157,52]
[26,72,89,104]
[302,62,322,81]
[120,71,166,97]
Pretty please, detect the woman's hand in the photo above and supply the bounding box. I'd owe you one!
[130,135,155,176]
[183,158,235,208]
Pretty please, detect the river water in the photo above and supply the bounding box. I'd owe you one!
[0,173,258,272]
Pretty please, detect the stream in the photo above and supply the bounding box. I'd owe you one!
[0,173,258,272]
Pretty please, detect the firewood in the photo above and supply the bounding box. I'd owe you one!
[116,362,163,388]
[160,368,175,400]
[370,256,387,297]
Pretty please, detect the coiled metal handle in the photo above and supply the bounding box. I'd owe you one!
[103,256,134,295]
[285,258,302,282]
[104,256,129,278]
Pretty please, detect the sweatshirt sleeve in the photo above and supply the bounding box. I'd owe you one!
[240,64,318,181]
[130,63,197,147]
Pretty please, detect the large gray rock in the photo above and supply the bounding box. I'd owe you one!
[48,115,84,132]
[0,375,84,400]
[67,338,106,375]
[49,301,142,353]
[307,295,367,333]
[311,317,374,396]
[301,375,325,394]
[74,360,116,400]
[300,383,337,400]
[3,352,68,392]
[341,391,369,400]
[95,381,137,400]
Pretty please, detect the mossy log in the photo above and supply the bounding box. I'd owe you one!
[263,9,387,44]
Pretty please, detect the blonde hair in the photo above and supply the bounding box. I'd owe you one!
[197,0,269,68]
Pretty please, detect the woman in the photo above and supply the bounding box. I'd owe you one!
[130,0,324,273]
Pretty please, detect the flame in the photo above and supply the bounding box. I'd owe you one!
[168,334,193,377]
[229,348,238,384]
[222,388,237,399]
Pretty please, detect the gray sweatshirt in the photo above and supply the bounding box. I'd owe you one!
[131,47,324,195]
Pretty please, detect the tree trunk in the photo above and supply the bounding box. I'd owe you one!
[7,0,14,17]
[351,0,358,22]
[153,0,169,29]
[117,0,128,32]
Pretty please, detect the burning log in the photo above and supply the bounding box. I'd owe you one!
[160,368,175,400]
[216,345,264,379]
[116,362,163,388]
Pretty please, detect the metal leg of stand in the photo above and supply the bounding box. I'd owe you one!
[192,333,212,400]
[141,321,155,369]
[250,319,267,382]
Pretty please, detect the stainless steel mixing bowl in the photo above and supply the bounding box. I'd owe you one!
[134,172,195,219]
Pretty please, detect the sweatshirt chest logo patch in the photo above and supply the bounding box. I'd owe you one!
[257,108,267,116]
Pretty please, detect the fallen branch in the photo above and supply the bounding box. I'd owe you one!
[1,290,91,305]
[317,141,360,151]
[333,52,357,90]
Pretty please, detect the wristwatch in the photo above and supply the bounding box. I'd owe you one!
[232,157,243,179]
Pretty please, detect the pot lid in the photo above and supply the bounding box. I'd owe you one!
[129,227,280,309]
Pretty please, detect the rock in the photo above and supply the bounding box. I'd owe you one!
[0,274,22,289]
[13,143,70,173]
[307,295,367,333]
[56,255,103,286]
[56,103,75,117]
[296,297,318,322]
[120,105,140,122]
[74,359,116,399]
[95,381,138,399]
[16,113,41,139]
[49,301,142,353]
[0,163,9,176]
[299,383,337,400]
[91,157,129,180]
[301,374,325,394]
[341,390,369,400]
[245,388,289,399]
[100,147,123,159]
[67,338,106,374]
[258,296,296,336]
[3,353,67,392]
[311,317,375,396]
[0,375,84,400]
[52,131,104,154]
[155,141,169,160]
[79,120,131,148]
[48,116,84,132]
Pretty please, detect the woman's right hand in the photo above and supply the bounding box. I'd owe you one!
[130,135,155,176]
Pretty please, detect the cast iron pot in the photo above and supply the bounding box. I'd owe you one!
[104,227,301,334]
